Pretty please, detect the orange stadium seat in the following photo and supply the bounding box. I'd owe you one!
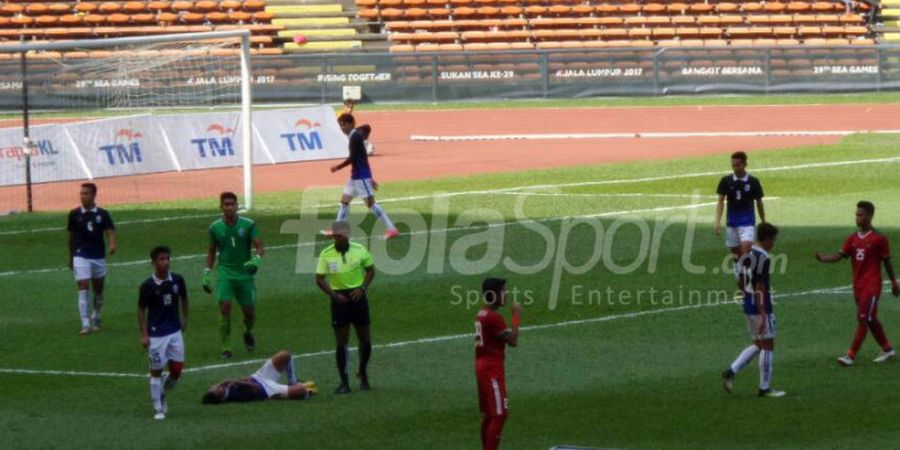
[195,1,219,12]
[242,1,265,12]
[0,4,23,15]
[26,4,49,15]
[220,0,242,10]
[48,3,72,14]
[149,1,172,12]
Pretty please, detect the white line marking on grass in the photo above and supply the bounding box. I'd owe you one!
[0,283,857,379]
[410,130,900,142]
[0,213,215,236]
[0,201,719,278]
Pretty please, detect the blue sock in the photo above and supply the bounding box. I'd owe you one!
[286,356,297,385]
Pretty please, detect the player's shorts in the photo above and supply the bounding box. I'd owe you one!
[745,313,776,341]
[216,277,256,306]
[855,295,881,322]
[343,178,376,199]
[251,358,289,398]
[73,256,106,281]
[148,330,185,371]
[476,367,507,418]
[330,290,371,327]
[726,226,756,248]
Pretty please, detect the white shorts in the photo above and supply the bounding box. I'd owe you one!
[726,226,755,248]
[745,314,777,341]
[73,256,106,281]
[251,359,289,398]
[148,331,185,371]
[343,178,376,199]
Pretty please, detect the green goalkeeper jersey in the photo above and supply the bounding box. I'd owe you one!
[209,216,259,280]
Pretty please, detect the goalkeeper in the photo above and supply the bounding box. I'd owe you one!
[203,192,264,359]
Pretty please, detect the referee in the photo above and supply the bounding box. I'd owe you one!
[315,221,376,394]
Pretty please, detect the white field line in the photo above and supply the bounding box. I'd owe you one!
[2,154,897,235]
[0,200,721,278]
[410,129,900,142]
[0,282,860,379]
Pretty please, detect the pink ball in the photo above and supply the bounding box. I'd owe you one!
[292,35,307,45]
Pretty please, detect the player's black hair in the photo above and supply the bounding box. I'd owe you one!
[482,277,507,304]
[857,200,875,217]
[337,113,355,126]
[220,191,238,205]
[201,391,223,405]
[757,222,779,242]
[150,245,171,261]
[80,182,98,195]
[730,151,747,163]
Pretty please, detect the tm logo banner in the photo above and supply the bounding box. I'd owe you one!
[99,129,143,165]
[192,124,235,158]
[280,119,323,151]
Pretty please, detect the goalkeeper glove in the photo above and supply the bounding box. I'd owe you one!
[244,255,261,275]
[202,269,212,294]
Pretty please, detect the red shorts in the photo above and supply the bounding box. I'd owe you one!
[856,294,881,322]
[476,367,507,418]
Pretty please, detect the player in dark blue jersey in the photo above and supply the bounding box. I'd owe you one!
[138,246,189,420]
[201,350,317,404]
[722,223,785,398]
[715,152,766,281]
[330,113,399,240]
[67,183,116,335]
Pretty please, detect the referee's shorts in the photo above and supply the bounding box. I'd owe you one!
[330,289,371,328]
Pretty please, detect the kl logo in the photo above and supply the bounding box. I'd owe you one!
[192,124,235,158]
[280,119,323,151]
[99,129,143,165]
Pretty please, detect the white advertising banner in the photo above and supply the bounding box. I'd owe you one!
[0,106,348,186]
[64,115,178,179]
[0,124,89,186]
[252,106,349,163]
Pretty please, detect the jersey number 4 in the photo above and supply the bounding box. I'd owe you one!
[474,322,484,347]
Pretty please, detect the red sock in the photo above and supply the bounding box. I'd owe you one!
[483,415,506,450]
[849,321,868,359]
[168,361,184,379]
[869,319,892,351]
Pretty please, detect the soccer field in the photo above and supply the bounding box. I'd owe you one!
[2,133,900,449]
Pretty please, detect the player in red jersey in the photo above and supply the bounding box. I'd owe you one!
[816,201,900,366]
[474,278,521,450]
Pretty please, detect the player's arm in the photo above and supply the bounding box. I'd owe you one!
[756,198,766,223]
[714,195,725,235]
[105,228,116,255]
[351,265,375,300]
[67,230,74,269]
[815,252,845,263]
[180,279,190,332]
[499,304,521,347]
[138,288,149,349]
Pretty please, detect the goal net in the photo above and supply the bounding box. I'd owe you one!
[0,30,254,214]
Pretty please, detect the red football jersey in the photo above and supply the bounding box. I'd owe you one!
[475,307,507,369]
[841,230,890,299]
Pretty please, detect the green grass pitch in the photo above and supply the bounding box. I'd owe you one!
[2,133,900,449]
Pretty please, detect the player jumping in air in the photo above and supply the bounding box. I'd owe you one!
[203,192,264,359]
[475,278,521,450]
[201,350,316,404]
[815,201,900,366]
[722,223,784,398]
[67,183,116,335]
[331,113,397,239]
[715,152,766,286]
[138,246,189,420]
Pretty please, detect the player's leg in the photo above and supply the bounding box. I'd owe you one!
[483,376,508,450]
[235,280,257,352]
[148,336,169,419]
[843,296,871,365]
[352,295,373,389]
[334,324,351,393]
[363,187,398,238]
[164,331,185,391]
[756,316,784,397]
[722,318,760,393]
[217,278,236,358]
[866,296,895,362]
[336,181,354,222]
[73,257,92,334]
[89,273,105,331]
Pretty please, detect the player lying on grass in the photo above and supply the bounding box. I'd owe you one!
[201,350,316,404]
[722,223,785,398]
[815,200,900,366]
[331,113,397,239]
[68,182,116,334]
[138,245,189,420]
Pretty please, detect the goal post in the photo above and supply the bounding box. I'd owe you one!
[0,30,256,212]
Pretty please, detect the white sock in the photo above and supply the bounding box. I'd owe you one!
[78,290,90,328]
[92,295,104,321]
[759,350,773,390]
[730,344,760,373]
[337,203,350,222]
[150,376,163,411]
[370,202,395,230]
[733,258,741,279]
